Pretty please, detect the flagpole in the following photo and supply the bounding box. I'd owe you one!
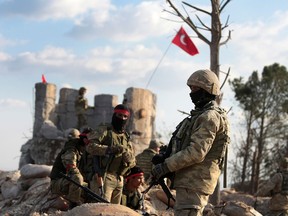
[145,42,172,89]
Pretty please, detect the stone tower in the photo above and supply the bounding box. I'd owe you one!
[33,82,57,137]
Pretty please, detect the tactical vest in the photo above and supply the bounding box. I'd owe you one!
[205,106,230,169]
[170,102,230,169]
[281,171,288,195]
[93,126,131,177]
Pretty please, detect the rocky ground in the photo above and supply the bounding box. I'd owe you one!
[0,164,269,216]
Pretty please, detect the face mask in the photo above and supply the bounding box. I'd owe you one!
[112,114,127,133]
[189,90,204,106]
[189,89,214,108]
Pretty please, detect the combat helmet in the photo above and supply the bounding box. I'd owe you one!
[68,128,80,139]
[187,69,220,96]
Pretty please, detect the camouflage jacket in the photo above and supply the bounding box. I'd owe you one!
[75,95,88,114]
[86,124,136,176]
[50,139,85,180]
[165,101,230,195]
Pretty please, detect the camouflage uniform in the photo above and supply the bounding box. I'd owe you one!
[257,171,288,216]
[50,139,87,205]
[136,148,158,181]
[152,69,230,216]
[86,124,136,204]
[165,101,230,216]
[75,88,88,130]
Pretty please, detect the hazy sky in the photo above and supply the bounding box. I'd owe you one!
[1,0,288,172]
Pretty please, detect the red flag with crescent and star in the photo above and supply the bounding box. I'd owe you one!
[172,27,199,56]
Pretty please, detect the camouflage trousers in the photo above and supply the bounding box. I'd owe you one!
[89,173,103,197]
[103,173,124,204]
[77,114,87,130]
[174,188,209,216]
[50,174,85,204]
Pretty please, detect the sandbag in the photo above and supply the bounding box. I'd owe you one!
[20,164,52,179]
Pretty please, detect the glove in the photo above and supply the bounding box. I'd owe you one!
[151,163,170,180]
[122,151,133,163]
[106,145,124,155]
[151,154,165,165]
[66,164,79,177]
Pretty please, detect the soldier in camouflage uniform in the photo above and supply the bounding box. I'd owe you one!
[136,139,161,182]
[85,104,136,204]
[256,157,288,216]
[121,166,145,211]
[75,87,88,130]
[151,69,230,216]
[49,128,92,207]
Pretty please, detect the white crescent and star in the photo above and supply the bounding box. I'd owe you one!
[180,34,187,45]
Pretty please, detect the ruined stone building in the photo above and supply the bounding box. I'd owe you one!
[19,82,157,169]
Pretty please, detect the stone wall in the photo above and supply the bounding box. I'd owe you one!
[20,82,157,168]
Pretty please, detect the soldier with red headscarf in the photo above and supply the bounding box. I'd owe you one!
[85,104,136,204]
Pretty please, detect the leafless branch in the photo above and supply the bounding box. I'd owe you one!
[220,0,232,13]
[182,1,211,16]
[163,8,178,17]
[220,67,231,89]
[219,30,232,45]
[195,14,210,31]
[222,15,230,30]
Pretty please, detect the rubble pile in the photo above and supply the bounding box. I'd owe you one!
[0,164,269,216]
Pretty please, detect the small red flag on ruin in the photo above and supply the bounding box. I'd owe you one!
[42,74,47,84]
[172,27,199,56]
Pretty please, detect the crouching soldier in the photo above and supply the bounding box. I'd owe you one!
[49,128,92,208]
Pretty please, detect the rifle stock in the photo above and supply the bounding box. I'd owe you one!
[59,172,109,203]
[142,176,175,210]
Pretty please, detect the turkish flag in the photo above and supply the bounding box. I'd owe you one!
[42,74,47,84]
[172,27,199,56]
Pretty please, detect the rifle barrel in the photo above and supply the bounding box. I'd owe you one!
[59,172,109,203]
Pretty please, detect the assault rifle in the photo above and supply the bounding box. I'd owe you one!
[142,175,175,209]
[143,118,190,209]
[142,145,175,210]
[59,172,109,203]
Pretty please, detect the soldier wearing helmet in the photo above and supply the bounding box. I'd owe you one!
[49,127,93,208]
[151,69,230,216]
[186,69,220,108]
[68,128,80,140]
[256,157,288,216]
[75,87,88,130]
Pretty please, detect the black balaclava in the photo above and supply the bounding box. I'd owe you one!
[189,88,216,108]
[111,104,130,133]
